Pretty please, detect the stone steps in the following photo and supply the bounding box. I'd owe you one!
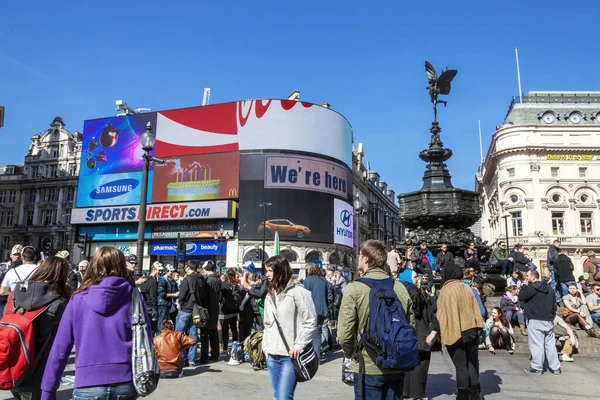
[482,295,600,357]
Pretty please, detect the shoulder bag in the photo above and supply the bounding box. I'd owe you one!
[131,289,160,396]
[189,284,209,329]
[270,291,319,382]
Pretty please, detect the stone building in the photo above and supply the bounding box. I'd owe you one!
[476,92,600,275]
[0,117,82,261]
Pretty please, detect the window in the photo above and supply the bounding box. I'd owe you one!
[551,167,559,178]
[45,188,58,202]
[510,194,519,203]
[26,210,34,226]
[0,191,4,203]
[64,187,74,201]
[329,252,340,265]
[511,211,523,236]
[551,193,562,203]
[0,212,3,226]
[68,163,76,176]
[581,212,593,236]
[5,166,14,174]
[280,249,298,263]
[28,190,36,203]
[30,166,38,178]
[51,147,58,158]
[581,193,590,204]
[5,212,13,227]
[7,191,15,203]
[48,165,58,178]
[42,209,56,225]
[551,212,564,235]
[507,168,515,178]
[243,249,268,263]
[305,251,323,262]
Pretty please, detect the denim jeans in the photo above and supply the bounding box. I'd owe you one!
[495,260,512,276]
[505,310,526,326]
[591,312,600,325]
[176,311,198,364]
[266,354,297,400]
[353,372,405,399]
[158,307,170,333]
[314,316,329,356]
[72,383,137,400]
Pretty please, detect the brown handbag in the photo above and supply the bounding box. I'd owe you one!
[561,307,572,318]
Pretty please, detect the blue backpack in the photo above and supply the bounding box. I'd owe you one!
[357,277,418,373]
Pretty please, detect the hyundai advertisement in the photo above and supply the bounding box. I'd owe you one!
[238,153,353,247]
[77,113,157,207]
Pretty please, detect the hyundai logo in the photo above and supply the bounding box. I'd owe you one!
[340,210,352,227]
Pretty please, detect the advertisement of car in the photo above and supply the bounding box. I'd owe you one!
[237,181,334,243]
[334,199,354,248]
[155,100,353,167]
[152,151,240,203]
[76,113,157,207]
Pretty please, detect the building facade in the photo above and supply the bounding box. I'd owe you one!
[476,92,600,275]
[0,117,81,261]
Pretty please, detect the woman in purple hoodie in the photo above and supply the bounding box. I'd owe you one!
[41,247,152,400]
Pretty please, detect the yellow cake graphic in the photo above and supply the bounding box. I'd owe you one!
[166,161,221,201]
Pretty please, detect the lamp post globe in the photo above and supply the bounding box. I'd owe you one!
[141,121,156,152]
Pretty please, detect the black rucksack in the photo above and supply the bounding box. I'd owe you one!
[223,284,242,311]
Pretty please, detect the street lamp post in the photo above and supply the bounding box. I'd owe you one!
[259,202,272,275]
[135,122,164,277]
[214,225,231,275]
[353,194,366,274]
[62,213,70,251]
[503,214,511,251]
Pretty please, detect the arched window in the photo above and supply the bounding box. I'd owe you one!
[243,249,268,263]
[305,250,323,263]
[329,252,340,265]
[342,253,349,266]
[280,249,298,262]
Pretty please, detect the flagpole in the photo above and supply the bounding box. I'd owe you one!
[515,47,523,103]
[478,120,484,163]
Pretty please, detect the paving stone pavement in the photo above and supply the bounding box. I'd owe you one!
[6,350,600,399]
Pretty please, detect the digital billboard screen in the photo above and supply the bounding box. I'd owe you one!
[76,113,157,207]
[152,151,240,202]
[238,153,353,247]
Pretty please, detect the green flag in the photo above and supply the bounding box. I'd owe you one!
[274,230,280,256]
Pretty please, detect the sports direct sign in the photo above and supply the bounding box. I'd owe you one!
[71,200,236,224]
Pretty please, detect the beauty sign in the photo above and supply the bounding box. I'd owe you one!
[264,155,351,197]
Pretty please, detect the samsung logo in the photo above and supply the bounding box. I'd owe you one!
[90,179,139,200]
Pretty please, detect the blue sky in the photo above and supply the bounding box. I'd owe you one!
[1,1,599,195]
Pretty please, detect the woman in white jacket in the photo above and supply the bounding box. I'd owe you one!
[262,255,317,400]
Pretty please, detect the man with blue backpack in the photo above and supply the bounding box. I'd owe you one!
[338,240,418,399]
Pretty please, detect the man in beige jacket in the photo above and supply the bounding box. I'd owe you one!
[338,239,413,399]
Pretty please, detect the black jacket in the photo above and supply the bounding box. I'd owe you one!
[511,251,529,272]
[12,281,67,393]
[435,252,454,271]
[204,273,222,329]
[546,245,561,270]
[178,272,205,313]
[518,281,557,322]
[140,275,158,313]
[67,270,79,293]
[554,254,575,284]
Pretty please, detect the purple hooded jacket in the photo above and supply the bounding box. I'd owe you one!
[41,277,152,400]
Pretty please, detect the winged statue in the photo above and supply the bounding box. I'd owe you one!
[425,61,458,122]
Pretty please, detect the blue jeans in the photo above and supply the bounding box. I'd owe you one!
[73,383,137,400]
[158,307,170,333]
[505,310,526,326]
[266,354,297,400]
[353,372,405,399]
[495,260,512,276]
[591,312,600,325]
[176,311,198,364]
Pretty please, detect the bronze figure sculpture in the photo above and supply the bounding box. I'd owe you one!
[425,61,457,122]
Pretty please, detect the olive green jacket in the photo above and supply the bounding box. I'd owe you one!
[337,268,414,375]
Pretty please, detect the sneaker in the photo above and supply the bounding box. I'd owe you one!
[523,367,542,375]
[552,369,562,375]
[188,362,196,367]
[507,348,514,355]
[560,354,574,362]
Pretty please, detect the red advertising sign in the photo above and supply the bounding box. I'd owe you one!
[152,151,240,202]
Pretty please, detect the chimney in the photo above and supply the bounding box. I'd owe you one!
[378,180,387,193]
[369,171,379,186]
[386,189,395,203]
[288,90,300,101]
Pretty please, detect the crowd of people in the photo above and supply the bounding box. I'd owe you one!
[1,237,599,400]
